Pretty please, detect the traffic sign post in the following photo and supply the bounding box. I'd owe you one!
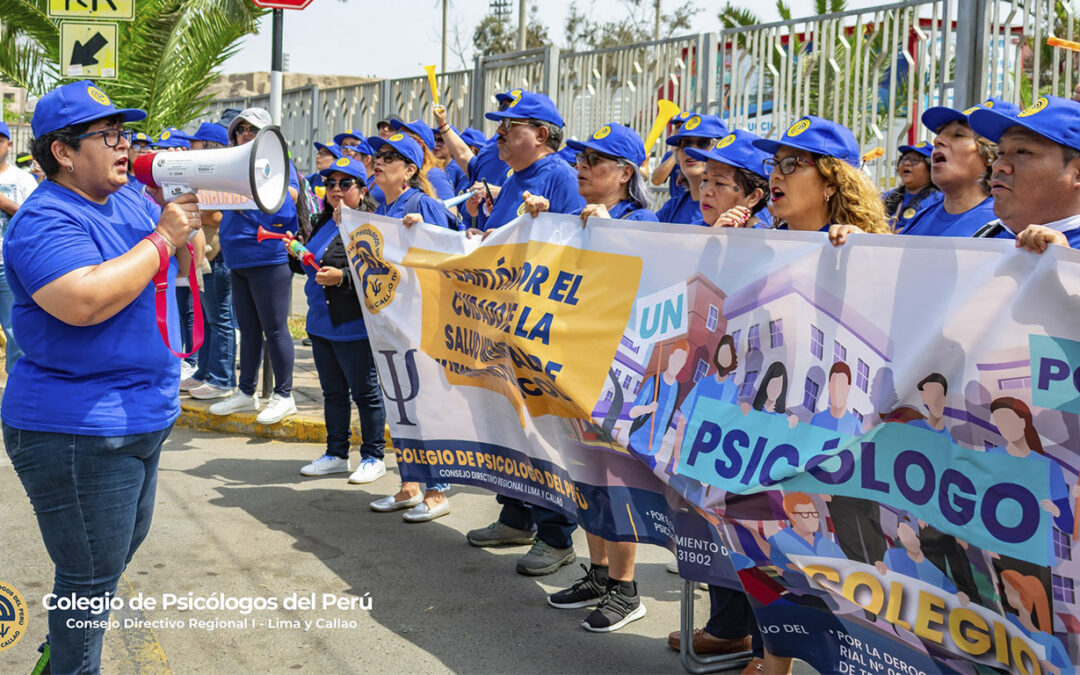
[249,0,312,8]
[49,0,134,20]
[249,0,313,126]
[60,21,118,79]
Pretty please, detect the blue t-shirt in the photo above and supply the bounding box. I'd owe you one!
[1005,614,1072,674]
[893,190,943,232]
[303,221,367,341]
[375,187,455,230]
[2,180,180,435]
[218,164,300,269]
[445,161,469,195]
[901,197,995,237]
[908,418,952,436]
[882,549,956,593]
[768,527,845,572]
[679,375,738,424]
[655,190,705,226]
[466,138,511,231]
[572,199,659,223]
[427,166,455,200]
[810,409,861,436]
[484,154,584,231]
[628,375,679,457]
[661,150,686,200]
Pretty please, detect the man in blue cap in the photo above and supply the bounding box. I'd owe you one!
[462,90,582,577]
[0,120,38,373]
[970,95,1080,250]
[3,79,200,674]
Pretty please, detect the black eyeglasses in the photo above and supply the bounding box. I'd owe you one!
[75,127,125,148]
[324,178,359,190]
[576,151,625,168]
[373,149,407,164]
[763,156,816,176]
[678,137,713,150]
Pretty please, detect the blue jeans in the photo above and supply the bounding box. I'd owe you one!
[0,264,23,372]
[176,285,198,367]
[309,334,385,461]
[192,256,236,388]
[231,264,294,397]
[3,423,172,675]
[497,496,576,548]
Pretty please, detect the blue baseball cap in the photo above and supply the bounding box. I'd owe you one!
[495,89,521,105]
[339,138,373,156]
[390,119,435,151]
[333,129,366,145]
[31,80,147,137]
[672,110,696,125]
[191,122,229,146]
[921,97,1020,134]
[686,130,772,179]
[665,114,728,145]
[320,156,368,184]
[485,90,564,127]
[125,130,152,144]
[154,127,192,149]
[368,132,424,168]
[970,95,1080,152]
[556,145,577,165]
[566,123,647,167]
[752,116,861,167]
[314,141,342,159]
[897,140,933,158]
[0,122,8,140]
[460,127,487,148]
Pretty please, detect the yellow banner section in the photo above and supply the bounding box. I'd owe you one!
[404,240,642,422]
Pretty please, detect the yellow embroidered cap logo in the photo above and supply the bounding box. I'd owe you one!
[0,581,27,652]
[508,89,523,107]
[915,141,928,148]
[592,125,611,140]
[1019,97,1049,118]
[334,158,350,167]
[716,133,736,149]
[87,86,111,106]
[161,131,171,140]
[347,225,399,314]
[786,119,811,137]
[684,116,701,131]
[961,106,980,115]
[983,100,994,108]
[389,133,405,142]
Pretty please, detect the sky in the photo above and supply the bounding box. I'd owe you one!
[221,0,877,79]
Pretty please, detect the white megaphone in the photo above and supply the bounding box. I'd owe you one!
[133,126,289,214]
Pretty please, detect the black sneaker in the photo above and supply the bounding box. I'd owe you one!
[547,564,608,609]
[581,582,647,632]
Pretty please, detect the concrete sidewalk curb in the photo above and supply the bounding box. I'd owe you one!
[176,399,362,443]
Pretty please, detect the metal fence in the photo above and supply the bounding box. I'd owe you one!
[197,0,1080,187]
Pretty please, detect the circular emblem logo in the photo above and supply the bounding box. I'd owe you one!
[902,207,917,219]
[592,125,611,140]
[915,141,928,148]
[983,99,994,108]
[786,119,811,137]
[506,168,514,178]
[1019,97,1049,118]
[389,133,405,142]
[716,133,736,149]
[334,157,349,167]
[0,581,27,652]
[684,116,702,131]
[516,202,528,216]
[87,86,111,106]
[677,111,690,121]
[161,131,171,140]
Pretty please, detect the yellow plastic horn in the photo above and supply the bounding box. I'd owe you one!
[1048,36,1080,52]
[861,146,885,163]
[643,99,681,155]
[424,65,439,107]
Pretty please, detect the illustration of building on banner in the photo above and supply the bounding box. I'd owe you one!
[721,268,893,424]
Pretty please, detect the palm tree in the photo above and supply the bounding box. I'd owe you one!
[0,0,265,133]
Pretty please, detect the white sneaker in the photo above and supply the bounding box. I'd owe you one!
[189,383,233,400]
[300,454,350,477]
[348,458,386,484]
[256,393,297,425]
[179,376,204,391]
[180,361,197,381]
[208,392,258,416]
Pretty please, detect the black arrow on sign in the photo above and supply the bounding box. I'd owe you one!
[71,32,108,67]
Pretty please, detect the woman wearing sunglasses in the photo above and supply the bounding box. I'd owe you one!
[368,133,457,230]
[389,118,456,202]
[654,114,728,225]
[295,157,390,487]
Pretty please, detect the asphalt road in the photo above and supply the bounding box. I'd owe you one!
[1,427,746,674]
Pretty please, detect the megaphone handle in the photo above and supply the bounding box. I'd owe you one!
[161,183,197,202]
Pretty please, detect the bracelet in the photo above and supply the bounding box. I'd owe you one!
[335,268,346,286]
[438,124,450,133]
[145,231,175,257]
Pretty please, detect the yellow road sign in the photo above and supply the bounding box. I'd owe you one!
[60,21,119,80]
[49,0,133,21]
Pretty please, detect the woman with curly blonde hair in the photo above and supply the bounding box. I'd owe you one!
[752,116,889,244]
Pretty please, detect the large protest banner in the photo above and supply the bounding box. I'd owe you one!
[340,212,1080,674]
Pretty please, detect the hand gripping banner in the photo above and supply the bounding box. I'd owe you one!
[339,212,1080,674]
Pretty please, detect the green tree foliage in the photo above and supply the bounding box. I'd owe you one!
[0,0,265,133]
[472,3,550,57]
[564,0,699,50]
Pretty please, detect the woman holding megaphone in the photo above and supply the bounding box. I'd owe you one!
[209,107,301,425]
[290,157,391,487]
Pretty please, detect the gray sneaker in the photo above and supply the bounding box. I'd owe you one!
[516,540,576,576]
[466,520,536,547]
